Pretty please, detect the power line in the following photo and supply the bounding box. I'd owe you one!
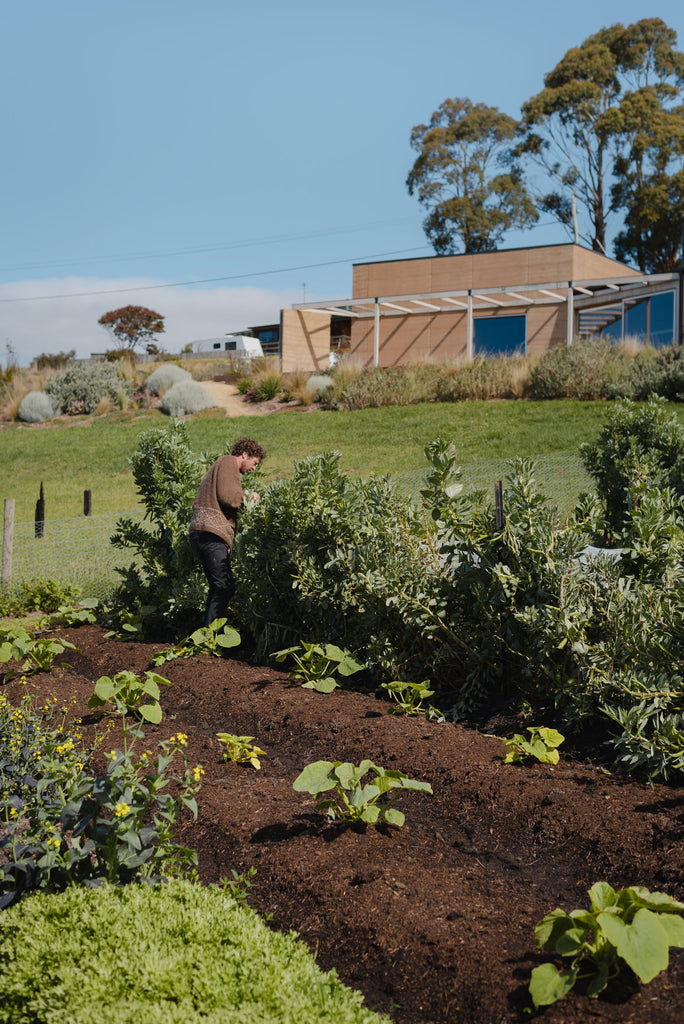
[0,245,433,304]
[0,217,420,274]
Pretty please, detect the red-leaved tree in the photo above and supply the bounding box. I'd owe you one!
[98,305,165,354]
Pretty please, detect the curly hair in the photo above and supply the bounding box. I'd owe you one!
[230,436,266,460]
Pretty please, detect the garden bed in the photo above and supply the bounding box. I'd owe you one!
[4,624,684,1024]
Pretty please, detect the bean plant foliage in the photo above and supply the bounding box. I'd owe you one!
[114,405,684,782]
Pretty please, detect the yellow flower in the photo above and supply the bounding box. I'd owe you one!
[175,732,188,746]
[74,761,84,771]
[193,765,205,781]
[109,749,118,760]
[114,802,130,818]
[9,807,18,817]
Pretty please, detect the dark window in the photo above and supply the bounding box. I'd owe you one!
[212,342,221,350]
[473,315,526,356]
[225,340,237,351]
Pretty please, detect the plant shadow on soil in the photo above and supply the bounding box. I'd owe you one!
[4,625,684,1024]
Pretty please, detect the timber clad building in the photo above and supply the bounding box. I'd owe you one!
[275,243,682,372]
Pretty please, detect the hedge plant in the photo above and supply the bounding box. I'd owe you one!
[145,363,192,396]
[0,880,389,1024]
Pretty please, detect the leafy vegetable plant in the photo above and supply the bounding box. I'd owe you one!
[293,759,432,827]
[87,670,172,724]
[530,882,684,1008]
[152,618,240,665]
[503,726,564,765]
[42,598,101,628]
[273,641,364,693]
[380,679,445,721]
[216,733,265,769]
[0,626,77,680]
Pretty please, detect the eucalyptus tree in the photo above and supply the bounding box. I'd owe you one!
[406,97,537,254]
[516,17,684,257]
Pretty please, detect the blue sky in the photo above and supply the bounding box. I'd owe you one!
[2,1,684,363]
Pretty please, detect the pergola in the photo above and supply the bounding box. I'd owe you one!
[294,270,682,365]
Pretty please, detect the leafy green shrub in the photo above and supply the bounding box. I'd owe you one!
[17,390,56,422]
[18,576,81,613]
[528,337,627,400]
[161,380,215,416]
[580,396,684,537]
[109,421,217,636]
[529,882,684,1009]
[44,361,128,415]
[0,880,390,1024]
[145,362,192,395]
[293,758,433,827]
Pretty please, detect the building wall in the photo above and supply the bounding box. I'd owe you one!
[280,309,331,373]
[348,245,639,366]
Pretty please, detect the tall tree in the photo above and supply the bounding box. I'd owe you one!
[406,97,537,254]
[98,305,165,355]
[516,18,684,256]
[611,87,684,271]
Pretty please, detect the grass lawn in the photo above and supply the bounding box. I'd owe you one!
[1,398,680,524]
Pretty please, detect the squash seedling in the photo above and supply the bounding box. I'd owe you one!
[153,618,240,665]
[87,670,172,724]
[504,726,564,764]
[293,758,432,826]
[216,733,265,770]
[530,882,684,1009]
[273,641,364,693]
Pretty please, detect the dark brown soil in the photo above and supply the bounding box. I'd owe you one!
[4,625,684,1024]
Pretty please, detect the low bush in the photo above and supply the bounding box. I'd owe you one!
[0,880,389,1024]
[433,355,530,401]
[528,337,628,400]
[321,365,436,410]
[17,390,56,423]
[44,362,128,415]
[161,380,215,416]
[145,363,192,395]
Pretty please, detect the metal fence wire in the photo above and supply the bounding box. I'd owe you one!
[3,452,595,601]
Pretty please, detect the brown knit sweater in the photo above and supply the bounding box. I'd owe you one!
[188,454,245,548]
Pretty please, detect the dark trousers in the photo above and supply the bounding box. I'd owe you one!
[189,531,236,627]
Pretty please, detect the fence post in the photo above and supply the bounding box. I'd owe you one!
[2,498,14,588]
[84,489,92,516]
[35,482,45,538]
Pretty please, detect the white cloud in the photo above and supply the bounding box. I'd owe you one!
[0,277,304,365]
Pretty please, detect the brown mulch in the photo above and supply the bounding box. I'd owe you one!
[3,624,684,1024]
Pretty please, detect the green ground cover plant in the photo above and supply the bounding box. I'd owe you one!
[0,879,390,1024]
[529,882,684,1009]
[293,759,433,827]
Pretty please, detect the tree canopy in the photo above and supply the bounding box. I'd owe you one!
[98,306,166,354]
[406,97,538,254]
[516,17,684,256]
